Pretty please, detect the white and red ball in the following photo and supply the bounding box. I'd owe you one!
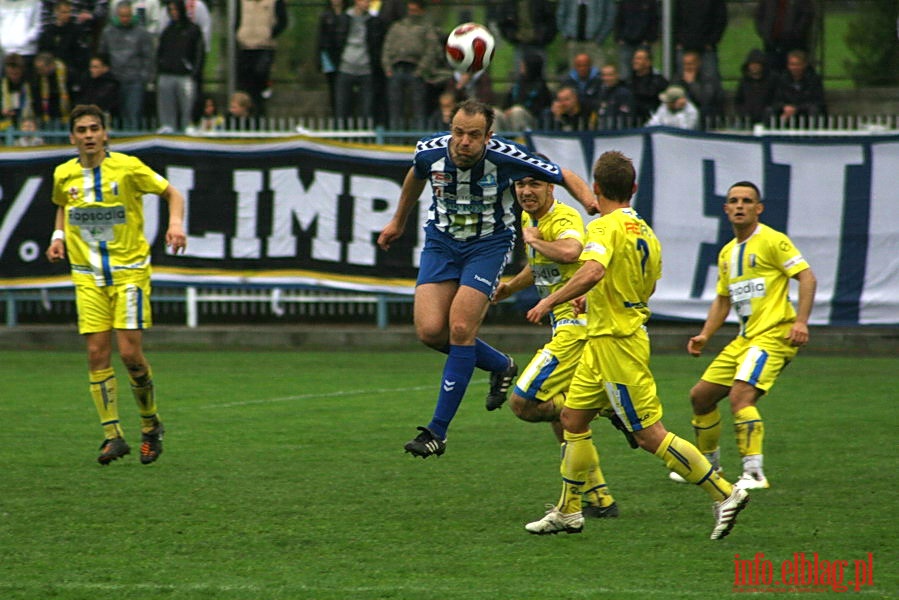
[445,22,496,73]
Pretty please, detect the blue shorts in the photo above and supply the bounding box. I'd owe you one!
[416,224,515,298]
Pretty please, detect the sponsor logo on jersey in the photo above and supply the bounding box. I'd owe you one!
[433,172,452,186]
[729,277,766,303]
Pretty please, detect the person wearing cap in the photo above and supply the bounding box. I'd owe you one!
[646,84,698,129]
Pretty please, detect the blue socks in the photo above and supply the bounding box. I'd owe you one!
[436,338,509,373]
[427,344,477,439]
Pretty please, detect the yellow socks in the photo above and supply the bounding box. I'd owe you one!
[692,408,722,469]
[129,368,160,433]
[557,429,614,514]
[89,367,122,439]
[655,431,732,502]
[734,405,764,475]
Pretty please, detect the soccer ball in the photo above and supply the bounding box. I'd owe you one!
[445,22,496,73]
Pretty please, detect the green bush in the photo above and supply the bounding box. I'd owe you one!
[844,0,899,85]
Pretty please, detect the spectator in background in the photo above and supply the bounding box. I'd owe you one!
[628,46,667,122]
[771,49,825,122]
[0,0,42,75]
[452,69,497,107]
[31,52,73,126]
[226,89,255,128]
[38,0,91,91]
[316,0,346,116]
[673,0,727,81]
[647,84,698,129]
[71,0,111,51]
[159,0,211,122]
[156,0,203,132]
[671,49,725,126]
[755,0,814,74]
[542,84,597,131]
[499,51,553,131]
[381,0,442,130]
[0,54,35,129]
[76,53,120,116]
[614,0,659,82]
[334,0,384,124]
[556,0,617,68]
[595,63,635,128]
[426,88,458,130]
[495,0,557,65]
[14,115,44,145]
[99,1,154,128]
[734,48,776,125]
[197,94,223,130]
[235,0,288,116]
[559,52,602,113]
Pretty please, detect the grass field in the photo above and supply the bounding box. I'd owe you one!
[0,350,894,599]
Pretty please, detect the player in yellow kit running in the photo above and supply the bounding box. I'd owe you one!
[669,181,816,490]
[524,151,749,540]
[46,104,187,465]
[492,172,621,519]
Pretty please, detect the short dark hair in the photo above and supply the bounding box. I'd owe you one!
[450,99,495,133]
[728,180,762,201]
[593,150,636,202]
[69,104,107,132]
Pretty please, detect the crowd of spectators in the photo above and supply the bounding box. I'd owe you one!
[0,0,832,142]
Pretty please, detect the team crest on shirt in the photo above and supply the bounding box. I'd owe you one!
[68,186,80,201]
[749,254,757,267]
[478,173,497,189]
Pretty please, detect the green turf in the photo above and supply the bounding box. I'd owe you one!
[0,351,894,599]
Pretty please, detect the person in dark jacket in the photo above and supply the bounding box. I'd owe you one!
[499,51,553,130]
[671,49,725,126]
[76,54,120,116]
[595,64,635,129]
[771,49,826,121]
[734,48,776,124]
[627,46,667,122]
[156,0,204,132]
[316,0,346,115]
[614,0,658,81]
[559,52,602,113]
[755,0,814,74]
[673,0,727,81]
[333,0,384,122]
[235,0,288,115]
[38,0,90,90]
[495,0,557,64]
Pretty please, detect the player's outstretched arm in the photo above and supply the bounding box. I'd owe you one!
[559,168,598,215]
[687,294,731,356]
[160,185,187,254]
[378,168,426,251]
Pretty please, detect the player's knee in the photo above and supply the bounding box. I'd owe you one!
[509,395,541,422]
[415,325,447,349]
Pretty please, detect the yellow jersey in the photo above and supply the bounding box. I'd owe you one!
[523,199,586,332]
[580,207,662,337]
[716,223,810,338]
[52,152,169,287]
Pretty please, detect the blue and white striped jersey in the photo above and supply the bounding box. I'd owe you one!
[413,133,565,241]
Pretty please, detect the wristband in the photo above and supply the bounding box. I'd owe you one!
[51,229,65,242]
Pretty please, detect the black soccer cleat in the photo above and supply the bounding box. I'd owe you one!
[485,356,518,411]
[139,423,165,464]
[583,501,620,519]
[98,437,130,465]
[404,426,446,458]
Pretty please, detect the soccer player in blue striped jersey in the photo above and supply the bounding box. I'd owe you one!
[377,99,597,458]
[669,181,817,490]
[525,151,748,539]
[46,104,187,465]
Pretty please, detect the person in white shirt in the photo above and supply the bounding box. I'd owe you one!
[646,84,699,130]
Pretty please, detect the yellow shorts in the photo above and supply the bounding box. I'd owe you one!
[701,323,799,393]
[513,325,586,402]
[75,280,153,334]
[567,327,663,432]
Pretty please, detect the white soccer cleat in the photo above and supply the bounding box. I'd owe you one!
[710,486,750,540]
[669,466,723,484]
[525,505,584,535]
[735,473,770,490]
